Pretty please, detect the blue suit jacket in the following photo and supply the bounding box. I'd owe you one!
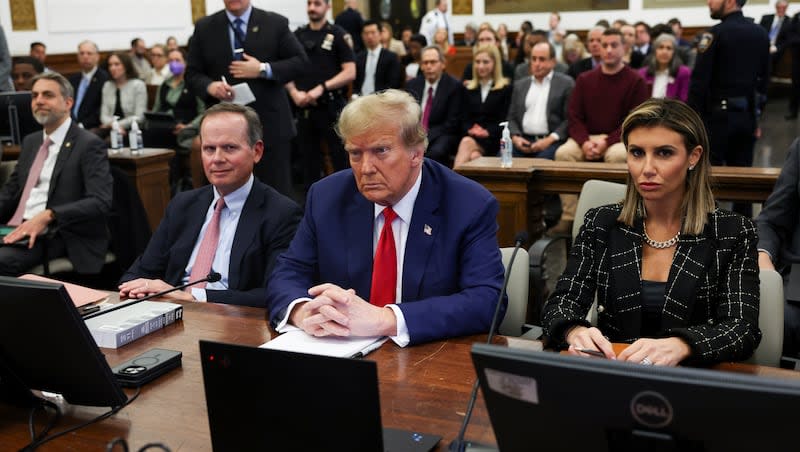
[121,180,301,307]
[266,159,505,345]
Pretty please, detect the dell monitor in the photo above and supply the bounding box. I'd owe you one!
[0,91,41,145]
[471,343,800,452]
[0,276,127,407]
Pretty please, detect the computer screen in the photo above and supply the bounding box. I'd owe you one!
[0,91,41,145]
[471,343,800,452]
[0,276,127,407]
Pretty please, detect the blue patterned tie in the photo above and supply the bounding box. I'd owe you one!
[232,18,245,60]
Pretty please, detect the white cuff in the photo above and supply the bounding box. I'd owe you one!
[191,288,206,302]
[275,297,312,332]
[386,304,410,347]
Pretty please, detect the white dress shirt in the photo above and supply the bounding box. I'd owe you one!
[276,168,425,348]
[185,175,253,301]
[479,80,493,103]
[23,117,72,220]
[521,71,553,136]
[652,70,669,99]
[361,46,382,95]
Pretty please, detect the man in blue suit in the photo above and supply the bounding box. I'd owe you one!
[120,103,301,307]
[266,89,504,346]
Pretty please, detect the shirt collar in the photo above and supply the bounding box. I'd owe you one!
[425,78,440,93]
[212,174,254,213]
[373,165,423,225]
[44,117,72,148]
[82,66,98,80]
[532,70,554,84]
[226,5,253,25]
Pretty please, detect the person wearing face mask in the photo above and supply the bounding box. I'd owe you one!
[146,48,206,191]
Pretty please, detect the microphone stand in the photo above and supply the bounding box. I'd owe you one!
[449,232,528,452]
[83,272,221,320]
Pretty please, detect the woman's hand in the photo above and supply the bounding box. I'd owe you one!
[467,124,489,138]
[617,337,691,367]
[565,326,616,359]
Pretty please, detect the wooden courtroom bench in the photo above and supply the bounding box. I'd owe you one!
[456,157,781,247]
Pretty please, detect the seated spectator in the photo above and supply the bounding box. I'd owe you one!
[434,27,456,56]
[612,18,627,30]
[757,137,800,358]
[166,36,180,52]
[119,103,302,307]
[11,56,44,91]
[634,21,652,56]
[548,11,561,43]
[568,26,605,80]
[514,30,567,81]
[562,33,588,67]
[453,45,512,166]
[543,98,761,366]
[456,22,478,47]
[405,46,462,165]
[497,23,512,61]
[638,34,691,102]
[551,28,567,63]
[620,24,646,69]
[401,34,427,81]
[145,44,171,86]
[550,28,649,235]
[463,27,515,81]
[507,42,574,160]
[354,20,402,96]
[129,37,152,80]
[516,20,533,48]
[401,25,414,51]
[29,42,51,72]
[69,40,109,132]
[100,52,147,137]
[668,18,691,48]
[380,21,406,57]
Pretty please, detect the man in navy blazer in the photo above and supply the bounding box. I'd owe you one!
[266,90,504,346]
[353,20,402,95]
[68,40,109,131]
[185,0,308,197]
[120,104,301,307]
[404,46,462,165]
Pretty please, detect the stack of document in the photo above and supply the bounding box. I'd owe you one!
[260,330,388,358]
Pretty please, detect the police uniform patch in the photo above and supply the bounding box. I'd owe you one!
[697,32,714,53]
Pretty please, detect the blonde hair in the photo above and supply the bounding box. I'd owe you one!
[466,45,509,91]
[336,89,427,152]
[618,98,715,236]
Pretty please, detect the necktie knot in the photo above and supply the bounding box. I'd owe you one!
[215,197,226,212]
[233,18,244,28]
[382,207,397,224]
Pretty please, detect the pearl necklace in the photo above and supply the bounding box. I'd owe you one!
[643,222,680,249]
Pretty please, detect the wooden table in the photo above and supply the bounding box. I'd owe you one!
[456,157,782,247]
[1,302,797,451]
[2,145,173,232]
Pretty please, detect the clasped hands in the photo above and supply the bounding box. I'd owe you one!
[512,135,553,154]
[581,137,608,161]
[118,278,195,301]
[566,325,691,367]
[291,283,398,338]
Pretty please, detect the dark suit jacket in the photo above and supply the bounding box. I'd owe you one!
[122,180,301,307]
[0,122,112,273]
[185,8,308,146]
[68,67,110,130]
[542,204,762,364]
[567,57,596,80]
[757,137,800,270]
[405,74,462,146]
[760,13,793,49]
[354,48,402,94]
[460,83,512,149]
[507,72,574,140]
[334,7,364,52]
[266,159,505,345]
[462,60,515,81]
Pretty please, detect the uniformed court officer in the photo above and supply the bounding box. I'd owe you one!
[419,0,452,48]
[688,0,769,217]
[286,0,356,190]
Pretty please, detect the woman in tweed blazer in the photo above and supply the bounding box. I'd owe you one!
[542,99,761,366]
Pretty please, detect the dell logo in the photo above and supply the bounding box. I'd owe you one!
[630,391,673,428]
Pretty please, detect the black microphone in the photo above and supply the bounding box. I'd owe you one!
[82,272,222,320]
[449,231,528,452]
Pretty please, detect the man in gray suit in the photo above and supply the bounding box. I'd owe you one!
[507,42,574,159]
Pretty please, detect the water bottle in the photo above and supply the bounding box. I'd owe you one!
[499,121,512,168]
[129,118,142,154]
[110,116,121,152]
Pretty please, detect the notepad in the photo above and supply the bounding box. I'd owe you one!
[260,330,388,358]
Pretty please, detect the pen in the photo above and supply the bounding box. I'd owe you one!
[574,347,606,358]
[221,76,228,86]
[350,338,388,359]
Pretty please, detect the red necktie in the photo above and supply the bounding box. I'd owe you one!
[187,197,225,293]
[8,137,52,226]
[370,207,398,307]
[422,86,434,130]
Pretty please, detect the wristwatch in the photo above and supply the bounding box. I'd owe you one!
[259,62,267,78]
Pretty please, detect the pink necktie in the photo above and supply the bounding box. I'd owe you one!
[370,207,398,307]
[8,137,52,226]
[422,86,434,130]
[187,197,225,291]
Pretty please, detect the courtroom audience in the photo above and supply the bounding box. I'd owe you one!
[453,45,512,167]
[100,52,147,135]
[145,44,171,86]
[550,28,649,235]
[456,22,478,47]
[462,27,515,81]
[120,103,301,307]
[129,37,152,80]
[496,23,511,61]
[638,34,691,102]
[634,21,653,56]
[401,34,427,81]
[434,27,456,56]
[69,40,110,131]
[405,46,462,165]
[543,98,761,366]
[354,20,402,96]
[562,33,587,67]
[266,89,505,346]
[165,36,180,52]
[567,26,605,80]
[620,24,645,69]
[668,17,691,48]
[11,56,44,92]
[29,42,50,72]
[380,21,406,57]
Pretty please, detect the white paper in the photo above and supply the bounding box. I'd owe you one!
[260,330,388,358]
[231,83,256,106]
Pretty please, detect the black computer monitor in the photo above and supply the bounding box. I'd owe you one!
[0,276,127,407]
[0,91,41,145]
[471,343,800,452]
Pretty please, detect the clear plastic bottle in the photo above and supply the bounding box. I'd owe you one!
[110,116,122,152]
[499,121,512,168]
[129,118,142,154]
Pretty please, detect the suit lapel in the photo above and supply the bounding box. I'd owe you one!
[346,190,375,298]
[48,124,78,199]
[662,229,714,329]
[402,162,441,301]
[228,183,264,289]
[608,222,645,335]
[245,9,262,48]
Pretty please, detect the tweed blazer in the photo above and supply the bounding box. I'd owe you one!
[542,203,761,364]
